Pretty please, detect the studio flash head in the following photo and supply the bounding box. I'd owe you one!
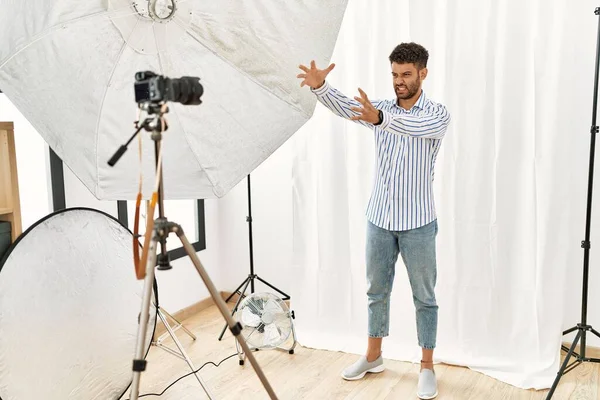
[134,71,203,106]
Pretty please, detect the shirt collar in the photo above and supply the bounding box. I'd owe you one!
[414,90,427,109]
[396,89,427,111]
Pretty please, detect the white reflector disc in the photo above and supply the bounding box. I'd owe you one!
[0,208,157,400]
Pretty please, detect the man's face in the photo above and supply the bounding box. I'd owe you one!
[391,62,427,101]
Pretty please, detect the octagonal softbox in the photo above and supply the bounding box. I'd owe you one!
[0,0,349,199]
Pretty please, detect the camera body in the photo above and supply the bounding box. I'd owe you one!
[134,71,203,105]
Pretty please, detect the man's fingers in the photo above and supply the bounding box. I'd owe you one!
[350,115,362,121]
[302,61,335,74]
[354,96,366,105]
[300,80,306,87]
[297,73,307,79]
[350,106,363,113]
[358,88,370,102]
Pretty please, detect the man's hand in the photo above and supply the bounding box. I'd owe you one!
[297,60,335,89]
[350,88,380,124]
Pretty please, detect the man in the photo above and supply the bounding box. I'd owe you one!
[297,42,450,400]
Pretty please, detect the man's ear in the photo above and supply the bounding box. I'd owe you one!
[420,68,428,80]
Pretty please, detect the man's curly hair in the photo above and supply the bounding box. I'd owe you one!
[389,42,429,70]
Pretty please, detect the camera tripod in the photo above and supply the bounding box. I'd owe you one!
[108,103,278,400]
[545,7,600,399]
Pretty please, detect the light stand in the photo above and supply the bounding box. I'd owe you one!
[217,174,291,342]
[546,7,600,399]
[151,303,207,387]
[108,103,278,400]
[152,305,197,359]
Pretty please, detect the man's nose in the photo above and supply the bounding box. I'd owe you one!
[395,78,404,86]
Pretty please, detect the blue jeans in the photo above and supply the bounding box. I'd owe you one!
[366,219,438,349]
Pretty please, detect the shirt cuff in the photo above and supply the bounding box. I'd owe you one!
[378,110,393,131]
[310,80,331,96]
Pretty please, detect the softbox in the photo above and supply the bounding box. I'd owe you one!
[0,0,349,199]
[0,208,157,400]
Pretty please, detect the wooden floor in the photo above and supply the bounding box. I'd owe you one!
[121,305,600,400]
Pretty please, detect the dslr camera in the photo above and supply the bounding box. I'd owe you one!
[134,71,203,105]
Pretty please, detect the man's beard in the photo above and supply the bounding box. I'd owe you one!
[395,77,421,100]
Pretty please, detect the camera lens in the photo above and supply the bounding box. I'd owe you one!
[135,71,203,106]
[172,77,203,105]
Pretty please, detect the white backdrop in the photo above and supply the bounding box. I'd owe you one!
[289,0,599,390]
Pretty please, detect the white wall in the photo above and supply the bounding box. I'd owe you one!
[216,137,295,300]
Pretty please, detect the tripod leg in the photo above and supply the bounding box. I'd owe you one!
[235,331,249,364]
[589,328,600,362]
[255,276,290,300]
[176,231,279,400]
[563,326,578,336]
[546,330,582,399]
[130,235,159,400]
[157,310,215,399]
[225,277,251,304]
[218,278,251,341]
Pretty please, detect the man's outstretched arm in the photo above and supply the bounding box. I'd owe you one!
[298,61,380,129]
[351,88,450,139]
[311,81,382,129]
[378,104,450,139]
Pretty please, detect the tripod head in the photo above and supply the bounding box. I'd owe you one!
[109,68,203,167]
[107,101,173,276]
[107,101,169,168]
[140,103,169,133]
[107,71,203,278]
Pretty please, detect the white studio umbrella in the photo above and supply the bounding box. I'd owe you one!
[0,0,348,199]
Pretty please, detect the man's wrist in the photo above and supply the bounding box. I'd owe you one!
[311,80,330,95]
[373,109,383,125]
[314,80,325,90]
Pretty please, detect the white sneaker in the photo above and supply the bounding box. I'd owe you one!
[341,354,385,380]
[417,368,438,399]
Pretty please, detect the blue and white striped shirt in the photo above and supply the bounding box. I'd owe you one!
[311,81,450,231]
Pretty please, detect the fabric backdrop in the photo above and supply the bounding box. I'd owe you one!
[290,0,597,389]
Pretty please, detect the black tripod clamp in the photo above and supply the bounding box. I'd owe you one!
[107,103,169,168]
